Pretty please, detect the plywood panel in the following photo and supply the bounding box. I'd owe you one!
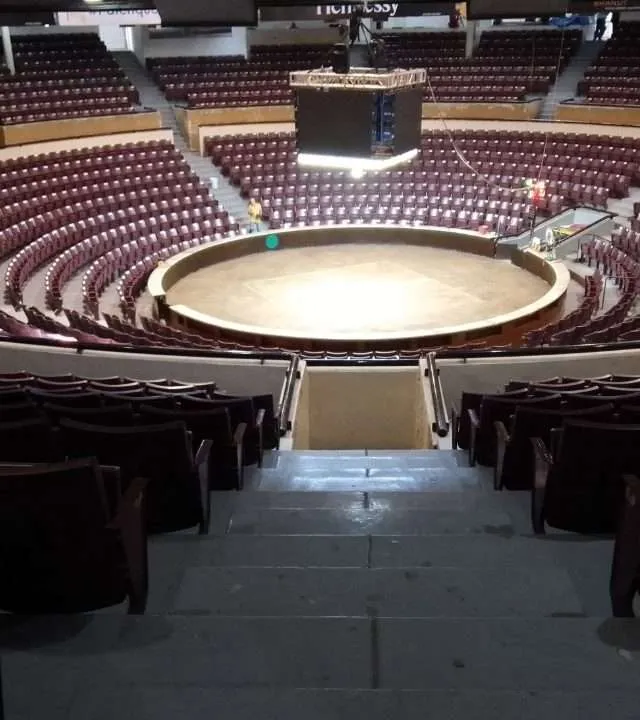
[307,367,422,450]
[422,100,541,121]
[0,111,163,147]
[0,128,173,162]
[185,106,295,150]
[554,103,640,127]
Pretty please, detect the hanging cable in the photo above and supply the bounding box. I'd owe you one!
[422,6,571,195]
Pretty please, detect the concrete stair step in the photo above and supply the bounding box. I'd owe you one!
[225,506,513,536]
[154,531,588,568]
[249,473,486,493]
[172,564,583,617]
[6,615,636,698]
[262,449,467,470]
[225,490,493,509]
[60,686,640,720]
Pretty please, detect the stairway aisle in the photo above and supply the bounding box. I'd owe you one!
[538,39,602,120]
[2,448,632,720]
[113,52,250,228]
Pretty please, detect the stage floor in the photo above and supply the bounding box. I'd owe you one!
[165,244,550,340]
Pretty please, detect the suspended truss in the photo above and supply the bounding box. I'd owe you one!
[289,67,426,92]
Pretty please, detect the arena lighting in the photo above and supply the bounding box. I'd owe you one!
[297,148,419,172]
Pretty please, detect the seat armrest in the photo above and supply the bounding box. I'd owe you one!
[111,476,149,614]
[468,408,480,467]
[194,438,213,534]
[549,427,563,461]
[450,405,459,449]
[494,420,510,491]
[233,422,247,490]
[611,474,640,617]
[255,408,265,468]
[530,437,552,535]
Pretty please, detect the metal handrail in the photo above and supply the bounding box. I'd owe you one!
[426,351,449,438]
[277,354,300,437]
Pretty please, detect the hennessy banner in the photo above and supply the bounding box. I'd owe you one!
[260,3,455,21]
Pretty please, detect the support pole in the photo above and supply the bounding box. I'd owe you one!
[1,26,14,75]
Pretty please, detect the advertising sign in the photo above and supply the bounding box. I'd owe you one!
[261,3,454,21]
[56,10,162,26]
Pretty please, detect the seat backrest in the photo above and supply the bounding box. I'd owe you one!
[59,418,200,533]
[502,404,615,490]
[0,388,30,404]
[43,402,134,426]
[214,391,278,446]
[0,401,43,423]
[476,394,562,465]
[179,394,254,424]
[101,392,177,409]
[0,416,59,462]
[137,405,231,445]
[0,458,128,612]
[619,404,640,423]
[545,419,640,532]
[28,388,103,408]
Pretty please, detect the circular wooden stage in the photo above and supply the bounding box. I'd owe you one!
[149,226,570,351]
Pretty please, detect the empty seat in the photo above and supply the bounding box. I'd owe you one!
[0,458,148,613]
[137,405,244,490]
[59,419,210,534]
[0,416,60,462]
[532,419,640,534]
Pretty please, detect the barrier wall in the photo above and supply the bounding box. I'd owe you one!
[554,103,640,127]
[0,128,174,161]
[0,341,289,400]
[198,116,640,156]
[292,365,434,450]
[187,101,539,151]
[183,106,295,150]
[150,225,569,351]
[0,111,163,147]
[421,100,541,121]
[438,348,640,412]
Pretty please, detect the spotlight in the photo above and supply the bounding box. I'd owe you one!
[328,42,350,74]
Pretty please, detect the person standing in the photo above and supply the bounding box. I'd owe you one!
[594,12,607,41]
[247,197,263,233]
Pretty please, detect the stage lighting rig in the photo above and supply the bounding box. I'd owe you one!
[291,66,425,174]
[328,42,350,74]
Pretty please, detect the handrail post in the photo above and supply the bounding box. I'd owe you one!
[277,354,299,437]
[426,351,449,438]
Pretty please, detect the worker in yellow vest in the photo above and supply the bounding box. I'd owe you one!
[248,197,263,233]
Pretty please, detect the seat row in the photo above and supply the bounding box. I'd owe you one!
[0,140,231,314]
[0,369,279,613]
[0,32,139,124]
[576,22,640,104]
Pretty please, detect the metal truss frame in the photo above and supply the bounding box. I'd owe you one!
[289,67,426,91]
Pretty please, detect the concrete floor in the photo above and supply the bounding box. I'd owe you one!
[2,448,635,720]
[165,244,551,340]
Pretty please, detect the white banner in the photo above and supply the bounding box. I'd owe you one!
[56,9,162,27]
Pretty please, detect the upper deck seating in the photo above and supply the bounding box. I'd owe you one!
[0,33,140,124]
[381,29,580,102]
[577,22,640,105]
[148,45,332,108]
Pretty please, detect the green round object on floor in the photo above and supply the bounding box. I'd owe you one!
[265,234,280,250]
